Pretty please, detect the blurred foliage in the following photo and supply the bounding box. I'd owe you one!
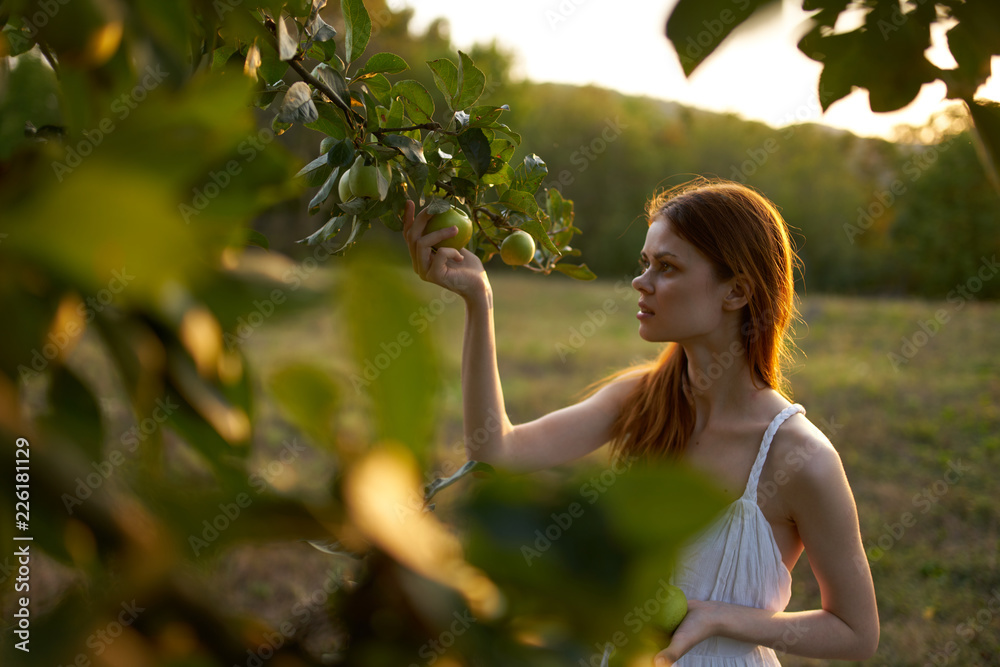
[666,0,1000,190]
[0,1,726,666]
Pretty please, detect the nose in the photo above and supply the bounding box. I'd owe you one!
[632,269,650,294]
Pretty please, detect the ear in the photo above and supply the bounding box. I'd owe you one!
[722,275,750,311]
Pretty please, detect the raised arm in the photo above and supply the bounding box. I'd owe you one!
[403,200,642,474]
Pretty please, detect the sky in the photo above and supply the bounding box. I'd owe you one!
[390,0,1000,141]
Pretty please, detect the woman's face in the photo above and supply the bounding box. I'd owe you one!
[631,216,736,343]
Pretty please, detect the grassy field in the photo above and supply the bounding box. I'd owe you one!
[31,265,998,665]
[248,268,1000,666]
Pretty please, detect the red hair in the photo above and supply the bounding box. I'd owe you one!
[582,178,801,463]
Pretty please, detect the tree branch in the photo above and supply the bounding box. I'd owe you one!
[373,123,456,136]
[261,16,361,130]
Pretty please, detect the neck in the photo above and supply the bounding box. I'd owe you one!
[682,335,763,428]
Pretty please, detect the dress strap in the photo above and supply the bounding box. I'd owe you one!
[744,403,806,502]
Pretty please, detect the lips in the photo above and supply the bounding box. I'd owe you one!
[638,301,655,314]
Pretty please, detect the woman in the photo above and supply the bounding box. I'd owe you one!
[402,178,879,665]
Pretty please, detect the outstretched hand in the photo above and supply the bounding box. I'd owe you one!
[652,599,720,666]
[402,200,488,300]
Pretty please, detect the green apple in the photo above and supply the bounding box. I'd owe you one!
[348,157,380,199]
[338,164,354,201]
[423,207,473,250]
[500,230,536,266]
[653,584,688,642]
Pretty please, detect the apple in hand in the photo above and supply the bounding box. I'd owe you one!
[423,206,473,250]
[653,584,688,643]
[500,230,535,266]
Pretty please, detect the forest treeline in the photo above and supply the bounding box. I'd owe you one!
[258,2,1000,299]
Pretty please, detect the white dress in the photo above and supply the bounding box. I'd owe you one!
[669,404,805,666]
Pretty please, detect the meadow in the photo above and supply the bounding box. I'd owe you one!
[244,266,1000,666]
[38,264,997,666]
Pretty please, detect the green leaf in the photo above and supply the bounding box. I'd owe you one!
[211,45,238,73]
[492,123,522,146]
[245,229,270,250]
[454,50,487,110]
[427,57,459,109]
[257,38,291,84]
[305,101,350,139]
[300,214,350,245]
[481,163,513,187]
[457,128,491,178]
[309,166,341,213]
[468,104,509,128]
[666,0,780,76]
[296,153,334,187]
[553,263,598,280]
[513,154,548,194]
[341,0,372,65]
[383,134,426,164]
[340,247,441,467]
[268,364,340,444]
[515,214,561,257]
[946,2,1000,97]
[386,98,405,128]
[799,3,936,113]
[392,79,436,124]
[277,81,319,124]
[360,73,392,107]
[331,215,370,254]
[2,22,39,58]
[499,189,539,216]
[356,52,410,79]
[546,187,574,227]
[326,138,356,168]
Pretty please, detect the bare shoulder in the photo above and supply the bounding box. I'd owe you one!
[766,411,848,493]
